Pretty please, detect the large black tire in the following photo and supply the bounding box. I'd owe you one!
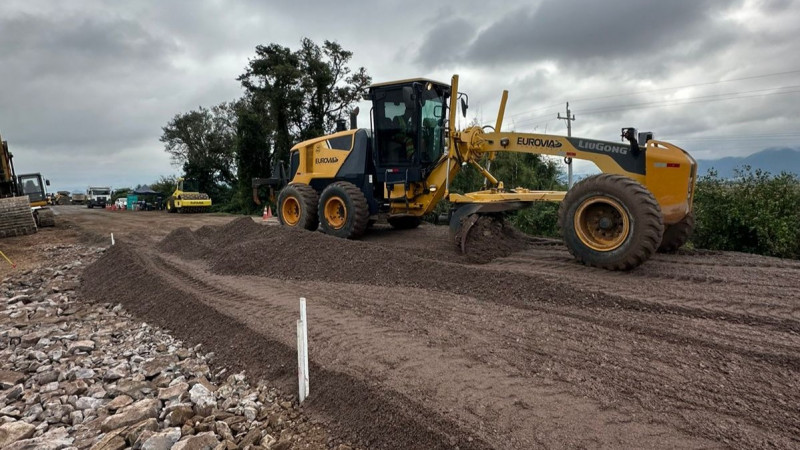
[317,181,369,239]
[558,174,664,270]
[658,211,695,253]
[388,215,422,230]
[166,198,177,213]
[277,184,319,231]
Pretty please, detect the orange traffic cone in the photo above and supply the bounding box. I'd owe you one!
[262,205,273,221]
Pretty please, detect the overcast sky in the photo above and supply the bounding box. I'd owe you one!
[1,0,798,192]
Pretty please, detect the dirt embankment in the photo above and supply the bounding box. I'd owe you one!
[79,217,800,449]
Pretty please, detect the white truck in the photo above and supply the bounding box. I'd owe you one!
[86,186,111,209]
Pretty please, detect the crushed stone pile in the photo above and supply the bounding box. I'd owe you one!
[1,243,340,450]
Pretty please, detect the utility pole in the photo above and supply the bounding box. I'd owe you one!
[558,102,576,188]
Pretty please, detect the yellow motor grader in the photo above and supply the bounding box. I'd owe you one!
[255,75,696,270]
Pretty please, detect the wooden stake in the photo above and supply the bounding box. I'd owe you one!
[297,297,309,403]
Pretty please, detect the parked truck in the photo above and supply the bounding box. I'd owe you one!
[71,192,87,205]
[87,186,111,209]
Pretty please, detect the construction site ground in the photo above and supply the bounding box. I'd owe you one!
[3,205,800,449]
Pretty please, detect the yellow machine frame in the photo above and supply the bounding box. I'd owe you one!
[384,75,696,227]
[270,74,697,270]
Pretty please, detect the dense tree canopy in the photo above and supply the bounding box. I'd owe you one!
[159,38,370,212]
[237,38,371,165]
[160,102,238,201]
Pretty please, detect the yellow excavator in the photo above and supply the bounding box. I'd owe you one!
[0,132,55,237]
[254,75,696,270]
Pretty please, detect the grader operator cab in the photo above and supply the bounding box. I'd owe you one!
[256,75,696,270]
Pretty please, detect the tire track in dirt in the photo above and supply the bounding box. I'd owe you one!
[485,247,800,335]
[131,246,718,449]
[78,217,800,449]
[82,244,497,450]
[173,248,800,449]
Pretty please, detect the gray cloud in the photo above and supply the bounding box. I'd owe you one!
[0,0,797,192]
[1,13,176,79]
[461,0,739,67]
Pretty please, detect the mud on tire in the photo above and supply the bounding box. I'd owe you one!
[318,181,369,239]
[277,184,319,231]
[658,210,695,253]
[558,173,664,270]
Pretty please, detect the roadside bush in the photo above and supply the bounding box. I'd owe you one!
[691,167,800,259]
[509,203,561,238]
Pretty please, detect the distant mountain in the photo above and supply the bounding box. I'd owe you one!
[696,147,800,178]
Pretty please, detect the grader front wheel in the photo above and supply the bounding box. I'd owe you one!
[558,174,664,270]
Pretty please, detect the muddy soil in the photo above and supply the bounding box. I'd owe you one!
[48,206,799,449]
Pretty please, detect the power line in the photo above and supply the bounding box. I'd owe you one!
[578,87,800,116]
[502,67,800,120]
[665,137,800,144]
[509,85,800,128]
[565,68,800,104]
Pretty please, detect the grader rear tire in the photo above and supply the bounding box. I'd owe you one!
[658,211,695,253]
[558,174,664,270]
[318,181,369,239]
[277,184,319,231]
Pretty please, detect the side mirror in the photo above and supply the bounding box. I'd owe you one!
[46,179,50,186]
[460,97,468,118]
[402,86,415,110]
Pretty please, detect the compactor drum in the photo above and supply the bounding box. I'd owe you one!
[166,177,212,213]
[256,75,696,270]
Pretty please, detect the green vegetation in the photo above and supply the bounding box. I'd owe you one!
[691,167,800,259]
[435,151,565,237]
[159,38,370,213]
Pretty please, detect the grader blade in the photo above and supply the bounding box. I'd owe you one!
[449,201,529,254]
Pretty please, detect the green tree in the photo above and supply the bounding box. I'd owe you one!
[692,167,800,259]
[233,97,272,213]
[238,44,302,166]
[150,175,178,198]
[238,38,370,164]
[160,102,238,203]
[295,39,371,141]
[235,38,370,212]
